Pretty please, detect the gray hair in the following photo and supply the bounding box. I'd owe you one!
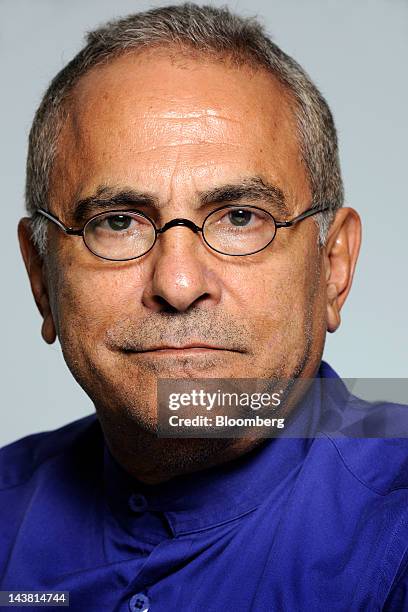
[26,2,343,254]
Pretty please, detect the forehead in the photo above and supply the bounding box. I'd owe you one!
[54,49,309,211]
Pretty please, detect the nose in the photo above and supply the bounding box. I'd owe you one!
[141,222,221,313]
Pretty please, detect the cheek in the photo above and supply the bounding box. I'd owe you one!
[249,247,320,346]
[52,263,146,346]
[250,256,312,314]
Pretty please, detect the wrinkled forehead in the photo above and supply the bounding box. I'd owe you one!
[52,49,309,216]
[68,47,297,126]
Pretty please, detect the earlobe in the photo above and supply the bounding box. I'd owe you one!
[18,217,57,344]
[324,208,362,333]
[326,282,341,333]
[41,310,57,344]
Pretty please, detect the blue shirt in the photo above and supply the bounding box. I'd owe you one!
[1,360,408,611]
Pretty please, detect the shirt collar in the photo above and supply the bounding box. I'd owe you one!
[104,360,340,536]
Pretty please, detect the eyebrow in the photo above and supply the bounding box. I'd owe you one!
[71,187,158,225]
[70,177,289,226]
[199,177,289,217]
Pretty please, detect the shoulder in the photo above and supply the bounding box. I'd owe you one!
[0,414,100,491]
[325,432,408,496]
[299,365,408,607]
[318,361,408,495]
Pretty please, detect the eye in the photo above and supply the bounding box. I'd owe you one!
[213,207,267,230]
[226,208,253,227]
[90,212,150,235]
[106,215,133,231]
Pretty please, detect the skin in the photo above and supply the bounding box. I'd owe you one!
[18,49,361,484]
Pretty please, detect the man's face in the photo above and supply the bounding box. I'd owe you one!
[37,50,328,432]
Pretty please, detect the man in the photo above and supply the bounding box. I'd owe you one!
[1,3,407,611]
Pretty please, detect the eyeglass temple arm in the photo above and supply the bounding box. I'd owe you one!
[275,206,331,228]
[36,208,82,235]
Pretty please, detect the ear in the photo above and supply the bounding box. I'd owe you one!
[323,207,362,333]
[18,217,57,344]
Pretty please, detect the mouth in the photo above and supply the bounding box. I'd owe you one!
[126,344,234,355]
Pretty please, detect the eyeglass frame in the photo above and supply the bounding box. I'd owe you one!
[35,203,331,261]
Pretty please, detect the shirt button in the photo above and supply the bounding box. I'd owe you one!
[129,493,148,513]
[129,593,150,612]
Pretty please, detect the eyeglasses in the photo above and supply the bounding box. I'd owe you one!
[35,204,330,261]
